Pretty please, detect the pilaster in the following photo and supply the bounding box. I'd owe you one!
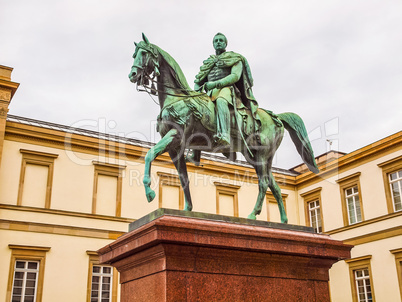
[0,65,19,167]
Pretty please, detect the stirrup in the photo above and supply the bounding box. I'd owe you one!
[214,134,230,146]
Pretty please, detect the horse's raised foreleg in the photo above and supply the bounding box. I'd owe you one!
[268,172,288,224]
[143,129,178,202]
[168,149,193,211]
[247,163,269,220]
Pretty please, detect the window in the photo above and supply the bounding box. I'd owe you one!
[346,255,376,302]
[17,149,58,208]
[354,268,373,302]
[308,200,322,233]
[389,170,402,212]
[92,162,126,217]
[87,251,118,302]
[301,187,324,233]
[337,172,364,226]
[378,156,402,213]
[91,265,113,302]
[345,186,362,224]
[11,261,39,302]
[7,245,50,302]
[214,182,240,217]
[390,248,402,301]
[157,172,184,210]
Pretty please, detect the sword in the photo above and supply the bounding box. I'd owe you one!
[233,103,253,157]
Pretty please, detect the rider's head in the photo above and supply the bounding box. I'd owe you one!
[213,33,227,54]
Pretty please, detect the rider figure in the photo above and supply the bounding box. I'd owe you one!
[194,33,259,146]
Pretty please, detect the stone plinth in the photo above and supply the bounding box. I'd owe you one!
[98,209,352,302]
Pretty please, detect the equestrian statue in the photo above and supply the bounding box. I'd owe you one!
[128,33,319,223]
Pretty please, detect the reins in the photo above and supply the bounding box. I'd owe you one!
[141,73,207,98]
[136,81,160,106]
[135,72,207,108]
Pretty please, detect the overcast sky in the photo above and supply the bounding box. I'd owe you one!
[1,0,401,170]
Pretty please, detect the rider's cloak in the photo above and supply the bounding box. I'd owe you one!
[194,51,259,125]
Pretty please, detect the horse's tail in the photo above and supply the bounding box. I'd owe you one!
[277,112,319,174]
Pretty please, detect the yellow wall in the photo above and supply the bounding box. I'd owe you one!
[0,141,21,205]
[330,235,402,302]
[0,229,117,301]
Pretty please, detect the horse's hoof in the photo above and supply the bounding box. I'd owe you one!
[247,213,257,220]
[146,190,156,203]
[281,218,288,224]
[183,204,193,211]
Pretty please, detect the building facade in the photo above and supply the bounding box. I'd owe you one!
[293,136,402,302]
[0,65,401,301]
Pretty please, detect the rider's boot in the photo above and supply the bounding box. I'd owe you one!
[214,98,230,146]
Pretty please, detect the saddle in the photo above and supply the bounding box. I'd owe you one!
[185,91,257,137]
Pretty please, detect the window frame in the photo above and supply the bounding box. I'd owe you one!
[301,187,324,232]
[157,172,184,210]
[265,192,288,222]
[92,161,126,217]
[17,149,59,209]
[337,172,365,226]
[6,245,51,302]
[86,251,118,302]
[378,156,402,213]
[390,248,402,301]
[214,182,240,217]
[345,255,376,302]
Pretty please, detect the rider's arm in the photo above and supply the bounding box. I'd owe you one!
[194,82,202,91]
[206,61,243,90]
[194,77,208,91]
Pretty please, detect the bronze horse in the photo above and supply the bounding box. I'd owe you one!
[129,34,319,223]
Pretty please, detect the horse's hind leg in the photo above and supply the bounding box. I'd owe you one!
[247,159,288,223]
[143,129,178,202]
[268,171,288,223]
[169,149,193,211]
[247,163,269,220]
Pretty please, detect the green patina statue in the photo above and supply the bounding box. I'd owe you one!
[194,33,259,147]
[129,33,319,223]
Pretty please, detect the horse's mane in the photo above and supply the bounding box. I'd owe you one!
[152,44,195,95]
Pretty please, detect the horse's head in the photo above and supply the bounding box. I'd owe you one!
[129,33,160,87]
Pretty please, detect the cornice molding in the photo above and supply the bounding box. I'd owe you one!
[0,203,134,223]
[335,172,361,184]
[342,225,402,246]
[0,78,20,99]
[8,244,51,252]
[377,155,402,168]
[1,219,125,240]
[213,181,241,190]
[300,187,322,198]
[20,148,59,158]
[326,210,402,235]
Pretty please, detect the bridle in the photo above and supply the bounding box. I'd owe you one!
[133,44,208,101]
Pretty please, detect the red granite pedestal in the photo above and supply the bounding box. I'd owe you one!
[98,209,352,302]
